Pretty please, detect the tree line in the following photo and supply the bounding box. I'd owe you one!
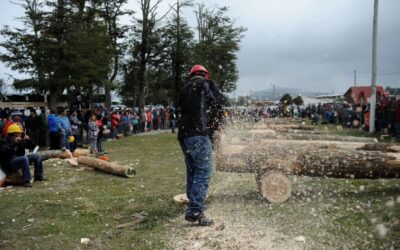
[0,0,246,110]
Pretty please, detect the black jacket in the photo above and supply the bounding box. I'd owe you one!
[0,137,33,174]
[177,76,225,140]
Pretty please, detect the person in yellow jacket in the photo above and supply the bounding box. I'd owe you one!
[0,124,46,187]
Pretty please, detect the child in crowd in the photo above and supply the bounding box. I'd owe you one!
[88,114,99,154]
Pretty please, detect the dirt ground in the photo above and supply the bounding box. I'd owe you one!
[165,171,400,250]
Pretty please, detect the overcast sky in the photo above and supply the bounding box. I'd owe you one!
[1,0,399,96]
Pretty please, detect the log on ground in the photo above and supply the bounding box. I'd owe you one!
[222,132,377,144]
[76,156,136,177]
[38,150,73,160]
[216,143,400,179]
[73,149,90,157]
[257,170,292,203]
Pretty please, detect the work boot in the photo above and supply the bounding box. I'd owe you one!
[34,176,48,182]
[197,213,214,226]
[184,213,198,223]
[185,212,214,226]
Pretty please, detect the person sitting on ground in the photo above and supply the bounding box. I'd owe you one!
[0,124,47,187]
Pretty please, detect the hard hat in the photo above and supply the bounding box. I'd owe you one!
[7,124,23,134]
[189,65,209,79]
[68,136,75,143]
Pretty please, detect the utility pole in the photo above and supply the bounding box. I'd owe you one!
[369,0,379,133]
[270,83,276,99]
[354,70,357,86]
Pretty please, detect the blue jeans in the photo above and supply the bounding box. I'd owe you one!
[9,154,43,182]
[179,136,212,215]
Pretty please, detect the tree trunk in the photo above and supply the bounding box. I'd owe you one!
[48,90,59,111]
[76,156,136,177]
[105,83,112,110]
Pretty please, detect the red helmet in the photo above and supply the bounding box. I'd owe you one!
[189,65,209,79]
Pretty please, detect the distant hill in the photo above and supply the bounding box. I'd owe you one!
[252,87,324,101]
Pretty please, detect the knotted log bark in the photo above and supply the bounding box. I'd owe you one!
[76,156,136,177]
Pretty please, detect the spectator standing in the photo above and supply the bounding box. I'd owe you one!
[38,108,48,147]
[69,110,82,152]
[25,110,41,147]
[111,111,118,139]
[58,109,72,150]
[88,114,99,154]
[48,110,61,149]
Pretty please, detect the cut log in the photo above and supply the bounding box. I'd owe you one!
[38,150,73,160]
[221,131,377,144]
[76,156,136,177]
[73,149,90,157]
[257,170,292,203]
[276,128,327,134]
[357,143,398,152]
[216,144,400,179]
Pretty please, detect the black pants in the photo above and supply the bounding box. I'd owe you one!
[50,131,60,150]
[28,130,40,147]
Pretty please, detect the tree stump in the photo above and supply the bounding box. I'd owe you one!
[257,171,292,203]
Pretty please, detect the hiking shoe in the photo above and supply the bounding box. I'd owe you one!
[197,213,214,226]
[23,182,32,188]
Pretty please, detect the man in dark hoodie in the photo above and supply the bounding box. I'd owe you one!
[177,65,225,226]
[0,124,46,187]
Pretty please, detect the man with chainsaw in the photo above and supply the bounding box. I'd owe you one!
[177,65,225,226]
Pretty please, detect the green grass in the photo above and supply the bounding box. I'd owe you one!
[1,133,399,249]
[0,134,186,249]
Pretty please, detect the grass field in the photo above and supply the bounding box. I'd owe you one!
[0,133,399,249]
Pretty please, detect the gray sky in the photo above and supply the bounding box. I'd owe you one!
[1,0,399,96]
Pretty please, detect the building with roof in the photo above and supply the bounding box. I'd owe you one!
[344,85,384,104]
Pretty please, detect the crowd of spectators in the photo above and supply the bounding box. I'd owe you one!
[225,97,400,140]
[0,106,178,154]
